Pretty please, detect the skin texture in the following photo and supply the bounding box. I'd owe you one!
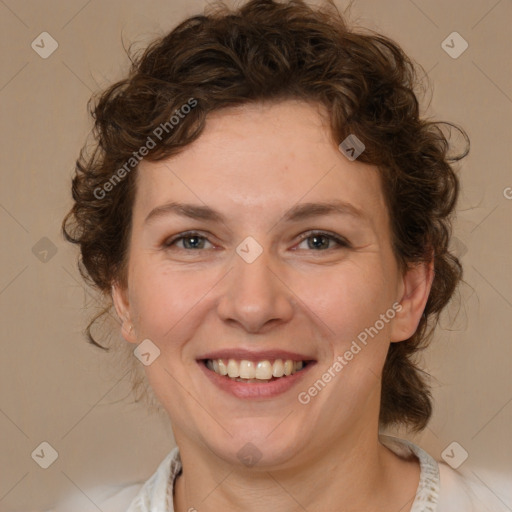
[113,100,434,512]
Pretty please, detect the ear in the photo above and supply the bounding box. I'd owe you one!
[390,259,434,343]
[111,281,138,344]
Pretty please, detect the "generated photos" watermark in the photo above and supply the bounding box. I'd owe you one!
[93,98,198,200]
[298,302,402,404]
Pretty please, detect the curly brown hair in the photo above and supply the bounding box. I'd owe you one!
[62,0,469,431]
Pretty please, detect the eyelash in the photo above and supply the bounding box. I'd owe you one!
[162,230,351,251]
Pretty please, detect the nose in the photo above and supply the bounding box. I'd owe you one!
[216,246,295,334]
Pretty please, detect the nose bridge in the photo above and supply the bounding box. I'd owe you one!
[217,239,293,332]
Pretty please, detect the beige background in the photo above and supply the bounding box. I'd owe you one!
[0,0,511,510]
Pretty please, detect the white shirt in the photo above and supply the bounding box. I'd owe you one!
[46,435,511,511]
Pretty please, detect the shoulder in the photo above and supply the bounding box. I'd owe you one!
[44,447,181,512]
[437,463,479,510]
[438,463,512,512]
[380,435,511,512]
[43,482,143,512]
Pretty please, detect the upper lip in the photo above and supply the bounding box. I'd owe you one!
[197,349,316,363]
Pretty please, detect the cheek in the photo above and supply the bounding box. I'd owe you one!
[129,260,217,346]
[300,262,392,339]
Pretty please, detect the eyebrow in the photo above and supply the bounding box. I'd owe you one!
[144,199,368,226]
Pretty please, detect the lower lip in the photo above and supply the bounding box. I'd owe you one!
[198,360,316,399]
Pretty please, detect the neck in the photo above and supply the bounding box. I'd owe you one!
[172,427,420,512]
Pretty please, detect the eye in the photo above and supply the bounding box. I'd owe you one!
[162,231,214,250]
[294,231,350,251]
[162,230,350,252]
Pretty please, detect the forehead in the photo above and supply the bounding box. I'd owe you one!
[133,100,388,230]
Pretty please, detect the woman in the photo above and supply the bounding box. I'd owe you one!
[61,0,498,510]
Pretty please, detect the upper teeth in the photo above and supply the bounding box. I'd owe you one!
[206,359,304,380]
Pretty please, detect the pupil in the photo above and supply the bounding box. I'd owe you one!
[309,235,328,249]
[185,236,202,249]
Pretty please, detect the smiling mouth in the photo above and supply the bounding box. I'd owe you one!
[201,358,313,383]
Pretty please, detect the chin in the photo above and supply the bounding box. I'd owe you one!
[204,423,309,470]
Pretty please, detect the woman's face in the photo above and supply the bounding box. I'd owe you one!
[113,100,430,468]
